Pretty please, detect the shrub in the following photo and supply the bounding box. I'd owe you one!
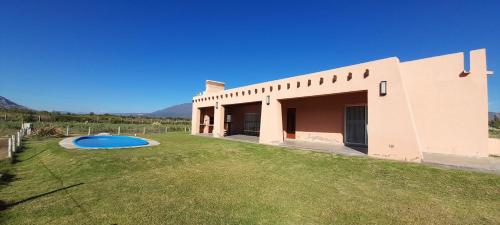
[33,125,64,137]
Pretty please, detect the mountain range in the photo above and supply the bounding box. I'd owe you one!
[0,96,29,110]
[148,103,192,118]
[0,96,192,118]
[490,112,500,121]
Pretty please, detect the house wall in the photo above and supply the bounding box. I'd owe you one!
[400,49,489,157]
[489,138,500,156]
[281,91,367,144]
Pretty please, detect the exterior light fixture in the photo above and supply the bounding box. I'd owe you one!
[266,95,270,105]
[216,102,219,109]
[379,81,387,96]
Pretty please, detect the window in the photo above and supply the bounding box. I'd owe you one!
[297,81,300,88]
[319,78,324,85]
[308,79,311,86]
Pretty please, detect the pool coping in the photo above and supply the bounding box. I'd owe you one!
[59,136,160,149]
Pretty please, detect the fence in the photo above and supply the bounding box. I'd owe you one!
[1,123,31,161]
[0,112,191,125]
[1,121,191,136]
[61,123,191,136]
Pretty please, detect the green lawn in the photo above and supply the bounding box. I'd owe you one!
[1,134,499,225]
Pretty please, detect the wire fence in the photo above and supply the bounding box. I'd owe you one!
[0,121,191,137]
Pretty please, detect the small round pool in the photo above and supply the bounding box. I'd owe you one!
[73,136,150,149]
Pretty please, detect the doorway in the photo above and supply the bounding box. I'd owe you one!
[286,108,296,139]
[345,105,367,146]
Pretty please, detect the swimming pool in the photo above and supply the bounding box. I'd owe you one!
[72,136,150,149]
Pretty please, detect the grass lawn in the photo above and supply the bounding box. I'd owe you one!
[1,134,499,225]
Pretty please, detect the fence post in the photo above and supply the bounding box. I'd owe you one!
[16,132,20,147]
[8,138,12,158]
[165,127,168,133]
[118,126,121,135]
[11,135,16,153]
[184,126,187,132]
[88,127,91,136]
[143,127,146,134]
[66,126,70,136]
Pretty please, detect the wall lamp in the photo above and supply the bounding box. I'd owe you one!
[266,95,270,105]
[379,81,387,96]
[216,102,219,109]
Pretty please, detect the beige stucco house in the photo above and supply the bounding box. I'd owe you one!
[191,49,497,162]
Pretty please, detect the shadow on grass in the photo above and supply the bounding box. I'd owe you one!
[0,172,16,186]
[0,182,84,211]
[15,147,48,163]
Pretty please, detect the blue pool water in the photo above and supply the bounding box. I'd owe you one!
[73,136,149,149]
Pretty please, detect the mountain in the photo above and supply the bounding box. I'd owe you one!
[148,103,192,118]
[489,112,500,121]
[0,96,29,110]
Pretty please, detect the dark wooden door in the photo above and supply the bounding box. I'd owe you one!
[286,108,296,139]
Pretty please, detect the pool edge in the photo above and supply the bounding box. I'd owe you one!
[59,136,160,149]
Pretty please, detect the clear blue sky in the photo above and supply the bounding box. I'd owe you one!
[1,0,499,113]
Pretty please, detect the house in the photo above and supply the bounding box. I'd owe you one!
[191,49,496,162]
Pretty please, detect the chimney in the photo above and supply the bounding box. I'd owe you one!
[205,80,225,94]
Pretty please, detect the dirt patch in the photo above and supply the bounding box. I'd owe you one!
[0,138,8,160]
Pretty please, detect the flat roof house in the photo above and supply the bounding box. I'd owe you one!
[191,49,497,162]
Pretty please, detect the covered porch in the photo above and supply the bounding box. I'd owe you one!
[280,91,368,154]
[223,101,262,137]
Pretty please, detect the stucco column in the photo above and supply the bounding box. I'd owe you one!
[259,98,283,145]
[191,106,200,135]
[213,104,225,137]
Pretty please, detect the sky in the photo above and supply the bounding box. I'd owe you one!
[0,0,499,113]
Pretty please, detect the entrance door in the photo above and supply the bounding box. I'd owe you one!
[345,106,367,146]
[286,108,296,139]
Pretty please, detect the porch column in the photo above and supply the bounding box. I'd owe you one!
[191,106,200,135]
[259,98,283,145]
[213,104,225,137]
